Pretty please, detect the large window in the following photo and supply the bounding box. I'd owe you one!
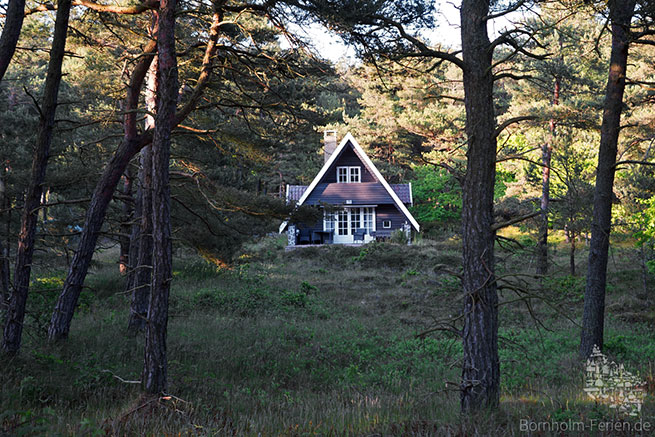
[332,207,375,236]
[337,166,361,183]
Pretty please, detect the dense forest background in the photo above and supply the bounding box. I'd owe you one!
[1,0,655,434]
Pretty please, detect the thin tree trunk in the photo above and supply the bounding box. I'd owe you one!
[639,245,648,298]
[2,0,72,355]
[142,0,177,393]
[0,173,9,300]
[536,78,560,275]
[580,0,636,359]
[128,57,156,333]
[119,170,134,275]
[0,0,26,82]
[124,180,140,298]
[128,146,153,332]
[570,231,576,277]
[47,7,222,340]
[3,185,10,300]
[459,0,500,411]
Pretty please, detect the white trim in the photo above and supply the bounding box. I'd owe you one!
[345,134,420,231]
[285,184,290,204]
[409,182,413,207]
[279,133,420,233]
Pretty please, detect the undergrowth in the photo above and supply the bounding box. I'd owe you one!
[1,234,653,435]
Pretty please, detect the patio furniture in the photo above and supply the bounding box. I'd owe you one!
[298,228,311,244]
[353,228,366,243]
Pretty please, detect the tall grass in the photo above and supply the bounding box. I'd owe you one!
[1,233,653,435]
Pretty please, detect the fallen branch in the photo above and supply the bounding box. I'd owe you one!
[491,210,540,231]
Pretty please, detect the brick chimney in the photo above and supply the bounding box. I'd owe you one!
[324,130,337,163]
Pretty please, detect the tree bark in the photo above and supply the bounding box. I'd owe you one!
[580,0,636,358]
[0,0,26,82]
[142,0,177,393]
[47,5,222,340]
[536,78,560,275]
[2,0,72,355]
[128,56,157,333]
[459,0,500,412]
[128,146,153,332]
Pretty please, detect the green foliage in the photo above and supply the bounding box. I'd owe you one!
[408,165,461,224]
[390,229,409,244]
[25,275,94,336]
[173,269,322,316]
[542,275,585,301]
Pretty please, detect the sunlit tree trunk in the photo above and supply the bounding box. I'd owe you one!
[580,0,636,358]
[2,0,72,354]
[142,0,177,393]
[459,0,500,411]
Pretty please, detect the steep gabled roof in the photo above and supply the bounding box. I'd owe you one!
[280,133,420,232]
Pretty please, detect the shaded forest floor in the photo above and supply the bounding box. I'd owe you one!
[1,230,654,435]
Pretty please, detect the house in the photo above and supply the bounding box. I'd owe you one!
[280,131,420,245]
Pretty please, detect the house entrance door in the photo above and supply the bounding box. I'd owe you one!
[333,209,352,244]
[332,207,376,244]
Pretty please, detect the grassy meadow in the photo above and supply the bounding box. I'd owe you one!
[1,230,654,435]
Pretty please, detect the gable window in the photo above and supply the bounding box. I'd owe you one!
[337,166,361,183]
[349,166,360,183]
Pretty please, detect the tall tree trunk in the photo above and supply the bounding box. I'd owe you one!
[459,0,500,411]
[142,0,177,393]
[0,0,26,82]
[47,7,221,340]
[128,57,157,333]
[118,169,134,275]
[536,78,560,275]
[2,0,72,355]
[128,146,153,332]
[47,37,158,341]
[580,0,636,358]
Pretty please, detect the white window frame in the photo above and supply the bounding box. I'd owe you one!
[323,211,335,232]
[336,166,361,183]
[382,219,392,229]
[331,208,376,236]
